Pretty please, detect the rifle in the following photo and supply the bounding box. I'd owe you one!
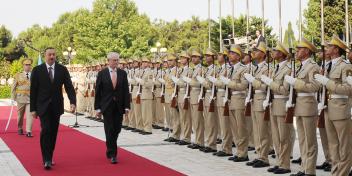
[263,50,272,121]
[223,55,231,116]
[209,57,217,112]
[285,47,296,123]
[136,63,142,104]
[245,51,253,116]
[171,58,179,108]
[183,58,191,110]
[317,44,326,128]
[198,60,205,111]
[160,62,165,103]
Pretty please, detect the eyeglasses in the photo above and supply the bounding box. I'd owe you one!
[24,64,31,66]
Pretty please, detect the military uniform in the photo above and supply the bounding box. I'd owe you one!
[139,58,154,134]
[11,58,34,135]
[153,60,166,128]
[286,38,321,175]
[314,36,352,176]
[131,59,143,131]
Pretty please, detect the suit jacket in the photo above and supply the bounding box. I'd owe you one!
[256,35,265,47]
[94,67,130,115]
[30,62,76,116]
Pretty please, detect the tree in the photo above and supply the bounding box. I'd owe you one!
[283,22,297,48]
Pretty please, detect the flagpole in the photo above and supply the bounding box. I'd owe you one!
[299,0,302,41]
[346,0,349,44]
[208,0,211,48]
[231,0,235,38]
[278,0,282,42]
[261,0,265,37]
[219,0,222,50]
[321,0,324,45]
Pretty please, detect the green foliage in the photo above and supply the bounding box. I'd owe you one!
[304,0,352,45]
[283,22,297,48]
[0,59,11,78]
[9,59,23,77]
[0,85,11,98]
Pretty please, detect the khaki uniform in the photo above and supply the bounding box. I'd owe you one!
[228,63,249,157]
[11,72,33,132]
[140,67,154,133]
[154,69,166,128]
[76,71,87,113]
[189,64,205,146]
[251,61,271,163]
[177,65,192,142]
[214,63,233,154]
[269,60,293,169]
[324,58,352,176]
[165,66,180,139]
[127,68,136,129]
[294,58,321,175]
[131,68,143,130]
[202,64,219,150]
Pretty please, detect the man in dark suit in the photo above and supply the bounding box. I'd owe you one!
[255,30,266,47]
[94,52,130,164]
[30,47,76,170]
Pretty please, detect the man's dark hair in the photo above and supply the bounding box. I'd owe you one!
[44,47,55,53]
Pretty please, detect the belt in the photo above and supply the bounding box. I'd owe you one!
[179,88,185,91]
[191,87,200,90]
[330,94,349,99]
[232,91,246,95]
[206,90,212,93]
[274,95,288,99]
[255,90,265,93]
[217,89,225,92]
[297,93,315,97]
[16,90,30,94]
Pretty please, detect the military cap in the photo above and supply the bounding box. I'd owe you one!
[190,49,202,57]
[179,51,190,59]
[167,53,177,61]
[218,47,229,56]
[273,42,289,56]
[22,58,33,65]
[327,35,348,51]
[204,48,216,56]
[229,44,243,57]
[296,38,318,53]
[253,42,267,53]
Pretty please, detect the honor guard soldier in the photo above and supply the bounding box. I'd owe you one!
[153,59,165,129]
[131,58,143,133]
[284,38,321,176]
[314,35,352,176]
[11,58,34,137]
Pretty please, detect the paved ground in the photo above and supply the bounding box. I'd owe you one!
[0,99,331,176]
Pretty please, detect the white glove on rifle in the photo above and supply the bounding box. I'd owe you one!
[244,73,255,83]
[263,99,269,109]
[346,76,352,86]
[245,96,251,104]
[260,75,273,86]
[314,74,329,86]
[284,75,296,86]
[196,76,205,84]
[207,76,217,84]
[285,101,293,112]
[171,76,179,84]
[158,78,165,84]
[182,76,192,84]
[219,76,230,85]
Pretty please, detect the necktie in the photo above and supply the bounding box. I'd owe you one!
[275,64,279,74]
[111,71,117,89]
[327,62,332,74]
[296,63,302,74]
[26,73,29,80]
[48,67,54,83]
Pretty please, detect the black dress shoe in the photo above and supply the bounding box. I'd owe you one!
[323,164,331,172]
[216,139,222,144]
[290,171,305,176]
[268,149,275,155]
[122,125,127,128]
[187,144,201,149]
[26,132,33,137]
[162,127,169,131]
[273,168,291,174]
[18,129,24,135]
[111,157,118,164]
[228,155,238,161]
[268,166,279,172]
[132,129,142,133]
[233,156,249,162]
[349,170,352,176]
[232,142,236,148]
[141,131,152,135]
[271,154,276,158]
[213,151,232,157]
[291,157,302,164]
[248,146,255,151]
[246,159,259,166]
[252,160,270,168]
[316,161,330,170]
[177,140,191,145]
[44,161,52,170]
[164,137,179,143]
[203,147,217,153]
[126,127,135,130]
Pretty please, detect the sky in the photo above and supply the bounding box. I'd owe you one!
[0,0,309,38]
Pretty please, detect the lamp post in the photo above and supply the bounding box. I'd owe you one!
[63,47,77,65]
[150,42,167,60]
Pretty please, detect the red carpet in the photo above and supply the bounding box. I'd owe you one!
[0,106,184,176]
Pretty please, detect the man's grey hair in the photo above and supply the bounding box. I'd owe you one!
[107,52,120,60]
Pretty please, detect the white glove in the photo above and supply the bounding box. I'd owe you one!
[285,101,293,111]
[260,75,273,86]
[182,76,192,84]
[317,102,325,111]
[244,73,255,83]
[346,76,352,86]
[220,76,230,85]
[128,78,132,83]
[245,96,251,104]
[171,76,179,84]
[135,77,142,83]
[207,76,217,83]
[158,78,165,84]
[314,74,329,86]
[263,99,269,109]
[11,100,15,105]
[196,76,205,84]
[284,75,296,86]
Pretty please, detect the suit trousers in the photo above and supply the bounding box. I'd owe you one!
[39,104,60,163]
[230,109,249,157]
[17,103,33,132]
[179,103,192,142]
[103,101,123,159]
[218,107,233,154]
[253,110,270,163]
[204,106,219,150]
